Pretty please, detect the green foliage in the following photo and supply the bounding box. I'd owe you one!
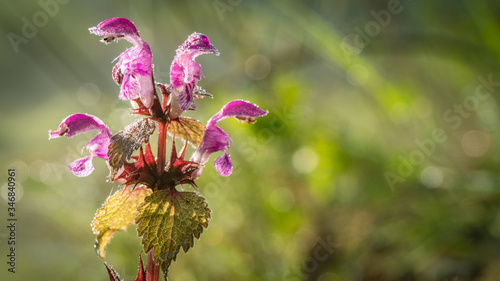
[6,1,500,280]
[167,117,206,148]
[92,187,152,259]
[135,190,211,275]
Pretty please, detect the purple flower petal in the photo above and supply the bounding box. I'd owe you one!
[89,18,139,37]
[84,130,112,160]
[49,113,112,177]
[191,125,231,165]
[49,113,110,139]
[169,33,219,118]
[191,100,267,178]
[90,18,155,108]
[89,17,141,46]
[214,152,232,177]
[68,156,94,177]
[211,99,269,124]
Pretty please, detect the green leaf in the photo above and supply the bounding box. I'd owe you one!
[92,187,153,258]
[108,118,156,177]
[167,117,205,148]
[135,190,211,275]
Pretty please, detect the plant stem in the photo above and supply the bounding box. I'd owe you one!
[146,250,161,281]
[157,121,168,176]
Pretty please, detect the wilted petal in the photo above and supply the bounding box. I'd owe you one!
[68,156,94,177]
[214,152,232,176]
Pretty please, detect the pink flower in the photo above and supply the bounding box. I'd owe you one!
[49,114,112,177]
[191,100,268,178]
[89,18,155,108]
[169,33,219,118]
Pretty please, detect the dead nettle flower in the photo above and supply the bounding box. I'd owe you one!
[190,100,268,178]
[169,32,220,119]
[48,113,112,177]
[89,17,155,108]
[50,17,268,280]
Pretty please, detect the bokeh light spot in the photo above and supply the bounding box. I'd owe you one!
[293,147,319,174]
[420,166,443,188]
[1,182,24,203]
[7,160,29,183]
[245,54,271,80]
[341,34,364,56]
[461,130,490,157]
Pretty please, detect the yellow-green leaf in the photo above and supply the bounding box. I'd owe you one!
[167,117,205,148]
[135,190,211,275]
[92,187,153,258]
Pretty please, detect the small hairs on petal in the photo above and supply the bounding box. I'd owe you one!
[48,113,111,139]
[214,152,232,177]
[89,17,140,39]
[211,100,268,124]
[69,156,95,177]
[49,113,112,177]
[169,33,219,118]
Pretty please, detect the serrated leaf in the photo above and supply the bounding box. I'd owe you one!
[92,187,153,258]
[135,190,211,276]
[108,118,156,177]
[167,117,205,148]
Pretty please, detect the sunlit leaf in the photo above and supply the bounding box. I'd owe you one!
[108,118,156,177]
[135,190,211,276]
[92,187,153,258]
[167,117,205,148]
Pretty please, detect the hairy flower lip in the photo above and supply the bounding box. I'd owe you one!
[176,32,220,56]
[89,17,141,43]
[49,113,112,177]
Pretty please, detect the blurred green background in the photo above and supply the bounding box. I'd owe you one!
[1,0,500,280]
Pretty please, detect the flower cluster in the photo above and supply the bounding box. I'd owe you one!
[49,17,267,280]
[49,17,267,187]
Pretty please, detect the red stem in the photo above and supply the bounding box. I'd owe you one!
[146,250,161,281]
[146,71,167,281]
[156,121,168,176]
